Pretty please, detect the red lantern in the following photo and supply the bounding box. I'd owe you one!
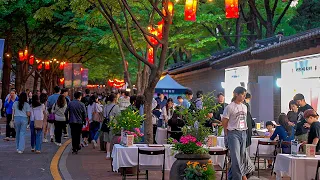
[147,47,154,64]
[225,0,239,18]
[29,55,34,65]
[148,26,159,45]
[37,64,43,70]
[18,50,24,61]
[108,79,114,87]
[59,78,65,85]
[157,20,164,40]
[162,1,174,17]
[185,0,197,21]
[45,61,50,70]
[59,62,65,70]
[24,49,28,60]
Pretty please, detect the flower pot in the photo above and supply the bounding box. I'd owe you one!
[170,153,211,180]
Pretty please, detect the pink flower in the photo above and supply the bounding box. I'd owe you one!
[133,134,137,138]
[140,133,144,137]
[134,128,141,134]
[117,136,121,143]
[196,142,202,147]
[173,139,178,143]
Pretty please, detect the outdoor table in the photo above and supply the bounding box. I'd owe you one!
[256,129,268,136]
[155,127,167,144]
[273,154,320,180]
[111,144,226,172]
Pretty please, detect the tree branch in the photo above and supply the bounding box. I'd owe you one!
[274,0,293,31]
[248,0,267,27]
[272,0,279,16]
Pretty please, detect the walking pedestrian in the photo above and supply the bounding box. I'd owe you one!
[47,86,61,142]
[4,89,18,141]
[30,94,46,153]
[61,88,70,138]
[65,92,86,154]
[222,87,248,180]
[53,95,67,146]
[12,92,30,154]
[90,95,104,149]
[40,93,48,143]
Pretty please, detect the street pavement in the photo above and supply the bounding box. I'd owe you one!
[0,124,66,180]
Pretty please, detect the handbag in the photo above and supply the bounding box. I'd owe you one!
[33,108,44,129]
[48,104,56,123]
[92,103,103,122]
[9,120,14,128]
[101,105,116,132]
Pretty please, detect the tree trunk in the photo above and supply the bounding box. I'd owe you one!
[15,61,22,94]
[136,60,142,95]
[143,86,155,144]
[33,71,39,92]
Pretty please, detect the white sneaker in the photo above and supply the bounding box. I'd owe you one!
[106,152,110,157]
[43,138,48,143]
[55,142,62,147]
[18,151,23,154]
[92,140,97,149]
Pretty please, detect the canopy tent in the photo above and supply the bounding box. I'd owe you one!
[155,74,188,94]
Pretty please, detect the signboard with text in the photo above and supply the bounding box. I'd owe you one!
[64,63,73,88]
[224,66,249,103]
[81,68,88,87]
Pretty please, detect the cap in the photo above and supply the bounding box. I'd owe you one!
[304,109,319,119]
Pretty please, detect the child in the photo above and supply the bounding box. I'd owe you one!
[81,118,90,147]
[304,109,320,152]
[264,121,274,137]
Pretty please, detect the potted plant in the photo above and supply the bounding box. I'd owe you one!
[169,92,219,180]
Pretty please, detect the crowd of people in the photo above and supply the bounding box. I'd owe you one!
[2,85,320,180]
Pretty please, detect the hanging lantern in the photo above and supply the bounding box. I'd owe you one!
[184,0,197,21]
[148,26,159,45]
[45,61,50,70]
[24,49,28,60]
[37,63,43,70]
[147,47,154,64]
[108,79,114,87]
[225,0,239,18]
[18,50,24,61]
[29,55,34,65]
[162,1,174,17]
[59,62,65,70]
[59,78,65,85]
[157,20,164,40]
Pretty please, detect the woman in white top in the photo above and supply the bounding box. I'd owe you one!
[30,94,46,153]
[12,92,30,154]
[90,95,103,148]
[52,95,67,146]
[159,98,174,127]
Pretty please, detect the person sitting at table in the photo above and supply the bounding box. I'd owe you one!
[204,111,221,133]
[264,121,274,137]
[168,107,185,141]
[159,98,174,127]
[304,109,320,152]
[287,100,299,124]
[270,113,295,153]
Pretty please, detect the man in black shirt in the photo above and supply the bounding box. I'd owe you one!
[81,89,91,107]
[294,93,314,141]
[213,92,228,121]
[305,109,320,152]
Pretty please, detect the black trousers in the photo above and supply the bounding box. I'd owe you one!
[70,123,82,152]
[54,121,66,143]
[6,114,16,138]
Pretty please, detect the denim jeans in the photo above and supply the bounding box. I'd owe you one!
[93,122,102,141]
[30,121,43,151]
[227,130,247,180]
[14,116,28,151]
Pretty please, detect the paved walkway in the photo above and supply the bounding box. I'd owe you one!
[0,127,67,180]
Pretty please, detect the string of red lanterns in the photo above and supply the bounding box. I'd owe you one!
[184,0,197,21]
[225,0,239,18]
[108,79,126,89]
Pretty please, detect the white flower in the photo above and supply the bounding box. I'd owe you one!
[290,0,299,8]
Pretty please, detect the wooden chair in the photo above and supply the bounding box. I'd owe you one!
[253,140,278,177]
[209,149,229,180]
[137,148,165,180]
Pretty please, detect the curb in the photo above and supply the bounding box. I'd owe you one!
[50,139,72,180]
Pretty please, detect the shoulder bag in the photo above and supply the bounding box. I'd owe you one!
[47,104,56,123]
[101,105,116,132]
[92,103,103,122]
[33,108,44,129]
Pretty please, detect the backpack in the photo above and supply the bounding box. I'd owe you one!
[101,105,116,132]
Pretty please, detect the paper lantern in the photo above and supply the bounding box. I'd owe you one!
[157,20,164,40]
[148,26,159,45]
[225,0,239,18]
[147,47,154,64]
[37,64,43,70]
[59,62,65,70]
[24,49,28,60]
[18,50,24,61]
[45,61,50,70]
[29,55,34,65]
[185,0,197,21]
[162,1,174,17]
[59,78,65,85]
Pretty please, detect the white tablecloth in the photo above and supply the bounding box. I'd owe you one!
[155,127,167,144]
[111,144,226,172]
[274,154,320,180]
[256,129,268,136]
[216,137,275,157]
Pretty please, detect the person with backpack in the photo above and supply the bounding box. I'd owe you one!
[30,94,46,153]
[52,95,68,146]
[103,94,120,158]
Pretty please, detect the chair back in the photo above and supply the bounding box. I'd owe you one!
[209,149,228,156]
[258,140,278,146]
[138,148,165,156]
